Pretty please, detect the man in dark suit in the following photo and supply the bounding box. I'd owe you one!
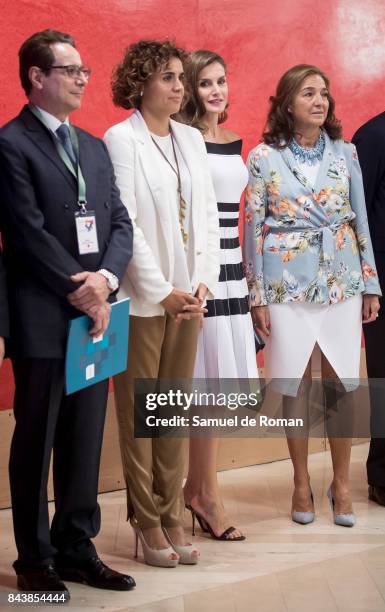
[353,113,385,507]
[0,248,9,366]
[0,30,134,600]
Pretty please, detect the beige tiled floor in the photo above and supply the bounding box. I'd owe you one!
[1,443,385,611]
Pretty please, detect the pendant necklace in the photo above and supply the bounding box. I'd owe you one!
[151,129,188,247]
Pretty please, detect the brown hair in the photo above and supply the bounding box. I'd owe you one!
[19,29,76,95]
[263,64,342,148]
[181,50,228,131]
[111,39,187,110]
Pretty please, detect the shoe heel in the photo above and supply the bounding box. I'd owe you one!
[134,532,139,558]
[327,486,356,528]
[327,487,334,511]
[185,504,196,536]
[191,510,196,536]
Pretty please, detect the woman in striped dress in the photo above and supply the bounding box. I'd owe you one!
[180,50,258,541]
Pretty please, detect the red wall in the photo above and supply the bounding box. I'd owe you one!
[1,0,385,407]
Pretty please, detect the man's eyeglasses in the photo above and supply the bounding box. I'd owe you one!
[48,65,92,80]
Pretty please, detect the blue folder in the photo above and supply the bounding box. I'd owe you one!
[65,298,130,395]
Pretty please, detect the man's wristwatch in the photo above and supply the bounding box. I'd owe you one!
[97,268,119,293]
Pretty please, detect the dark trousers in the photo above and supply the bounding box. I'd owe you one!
[364,313,385,487]
[9,359,108,573]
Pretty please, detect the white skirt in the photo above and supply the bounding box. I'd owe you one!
[264,294,363,394]
[194,312,258,379]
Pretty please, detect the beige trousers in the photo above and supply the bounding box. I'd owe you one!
[113,314,199,529]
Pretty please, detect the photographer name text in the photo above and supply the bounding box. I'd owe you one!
[145,415,304,428]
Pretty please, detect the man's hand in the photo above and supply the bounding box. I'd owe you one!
[362,294,381,323]
[251,305,270,337]
[88,302,111,337]
[0,337,4,368]
[67,271,110,311]
[161,288,207,322]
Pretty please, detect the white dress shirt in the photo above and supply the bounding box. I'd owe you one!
[35,106,70,136]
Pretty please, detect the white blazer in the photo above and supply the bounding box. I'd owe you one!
[104,110,220,317]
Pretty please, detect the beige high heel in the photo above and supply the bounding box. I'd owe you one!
[162,527,200,565]
[131,523,179,568]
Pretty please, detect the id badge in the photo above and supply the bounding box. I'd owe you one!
[75,211,99,255]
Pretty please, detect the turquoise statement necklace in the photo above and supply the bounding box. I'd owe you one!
[289,131,325,165]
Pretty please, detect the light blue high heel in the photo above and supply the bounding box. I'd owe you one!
[291,491,315,525]
[327,487,356,527]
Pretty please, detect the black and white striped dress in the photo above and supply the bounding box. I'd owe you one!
[194,140,258,379]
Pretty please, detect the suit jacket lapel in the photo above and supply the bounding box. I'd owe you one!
[131,111,167,214]
[130,110,174,273]
[75,129,96,199]
[20,106,76,191]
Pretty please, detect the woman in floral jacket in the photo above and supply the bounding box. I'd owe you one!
[244,64,381,527]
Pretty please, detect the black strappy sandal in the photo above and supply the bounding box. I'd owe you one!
[185,504,246,541]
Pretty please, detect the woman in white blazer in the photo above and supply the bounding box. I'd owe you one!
[104,40,220,568]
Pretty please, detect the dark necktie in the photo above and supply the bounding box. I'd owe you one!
[56,124,77,165]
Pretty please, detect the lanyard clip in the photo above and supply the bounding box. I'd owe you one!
[78,199,87,214]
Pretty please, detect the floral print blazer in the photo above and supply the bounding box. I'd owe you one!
[243,132,381,306]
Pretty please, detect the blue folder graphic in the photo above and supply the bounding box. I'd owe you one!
[65,298,130,395]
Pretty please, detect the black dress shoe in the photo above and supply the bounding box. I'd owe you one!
[17,565,70,603]
[368,484,385,506]
[56,556,135,591]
